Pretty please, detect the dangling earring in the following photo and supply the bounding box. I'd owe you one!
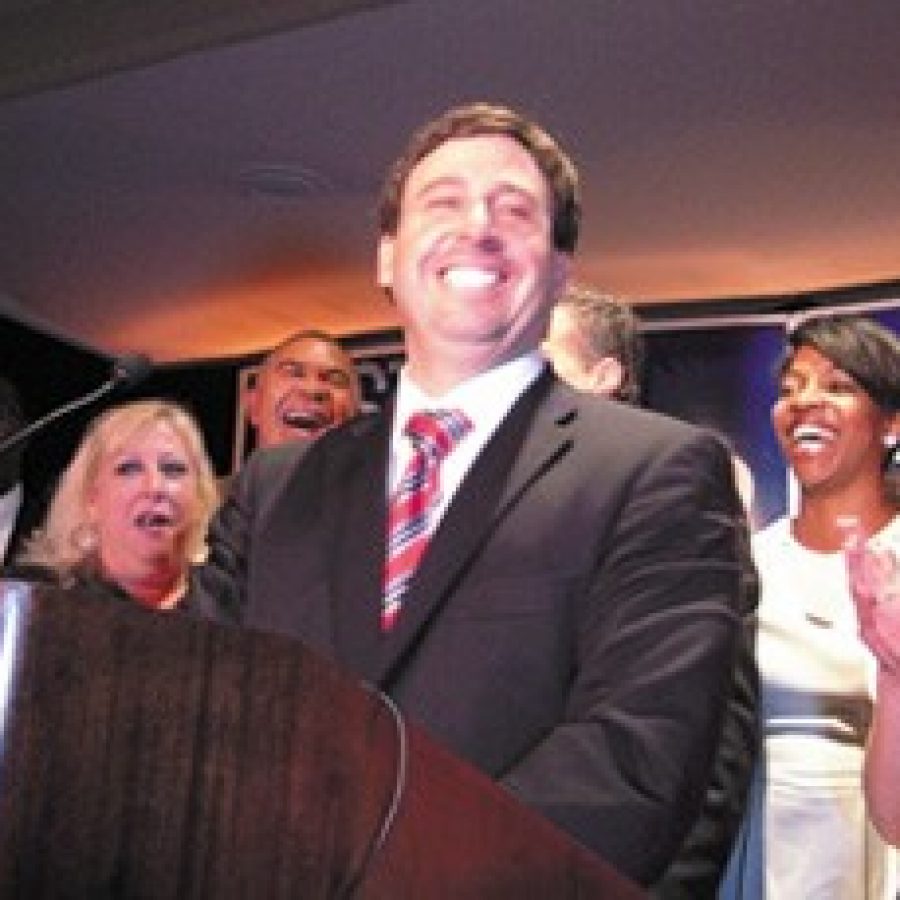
[71,521,99,555]
[884,433,899,469]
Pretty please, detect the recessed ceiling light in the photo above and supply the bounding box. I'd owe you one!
[236,163,334,197]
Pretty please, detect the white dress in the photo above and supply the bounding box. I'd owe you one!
[752,515,898,899]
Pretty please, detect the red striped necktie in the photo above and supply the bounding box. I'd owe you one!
[382,409,472,631]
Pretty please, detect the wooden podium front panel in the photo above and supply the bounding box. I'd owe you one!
[361,727,645,899]
[0,583,399,898]
[0,583,644,898]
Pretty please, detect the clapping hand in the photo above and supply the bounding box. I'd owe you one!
[842,519,900,673]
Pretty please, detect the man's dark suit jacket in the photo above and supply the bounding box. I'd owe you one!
[190,371,757,886]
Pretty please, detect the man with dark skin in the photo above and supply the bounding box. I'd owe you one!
[244,330,361,449]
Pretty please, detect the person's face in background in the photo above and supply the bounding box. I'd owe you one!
[246,337,359,448]
[542,304,626,398]
[378,135,569,380]
[773,344,897,496]
[542,305,592,388]
[86,421,202,584]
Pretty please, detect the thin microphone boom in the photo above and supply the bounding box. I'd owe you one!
[0,354,153,458]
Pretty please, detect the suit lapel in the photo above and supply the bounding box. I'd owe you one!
[373,371,577,687]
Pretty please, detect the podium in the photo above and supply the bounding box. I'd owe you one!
[0,581,644,898]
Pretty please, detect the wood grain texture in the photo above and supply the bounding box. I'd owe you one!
[0,582,643,898]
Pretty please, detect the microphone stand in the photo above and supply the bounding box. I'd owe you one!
[0,355,152,460]
[0,379,119,459]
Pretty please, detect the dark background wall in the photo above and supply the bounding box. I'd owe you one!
[0,316,245,540]
[2,278,898,545]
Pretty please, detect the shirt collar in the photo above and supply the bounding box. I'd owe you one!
[392,352,546,445]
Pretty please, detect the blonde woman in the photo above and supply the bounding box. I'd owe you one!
[18,399,219,609]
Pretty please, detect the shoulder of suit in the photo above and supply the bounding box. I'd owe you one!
[559,383,701,439]
[552,384,729,468]
[245,440,308,474]
[233,441,311,499]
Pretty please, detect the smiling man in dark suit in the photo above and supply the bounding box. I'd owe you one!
[191,102,756,887]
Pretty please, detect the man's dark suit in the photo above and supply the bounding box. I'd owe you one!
[191,371,756,886]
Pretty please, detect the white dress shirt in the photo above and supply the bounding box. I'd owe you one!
[389,353,545,530]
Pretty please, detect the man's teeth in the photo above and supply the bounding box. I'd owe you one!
[792,424,833,447]
[442,267,500,290]
[282,411,326,430]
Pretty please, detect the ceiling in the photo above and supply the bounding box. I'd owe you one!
[1,0,899,363]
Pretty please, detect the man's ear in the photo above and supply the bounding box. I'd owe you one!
[589,356,625,399]
[377,236,395,289]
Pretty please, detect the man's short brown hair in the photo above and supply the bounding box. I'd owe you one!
[378,102,581,254]
[556,286,645,404]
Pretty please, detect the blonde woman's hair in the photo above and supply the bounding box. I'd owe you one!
[21,399,219,576]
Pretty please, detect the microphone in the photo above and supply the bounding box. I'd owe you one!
[111,353,153,390]
[0,353,153,458]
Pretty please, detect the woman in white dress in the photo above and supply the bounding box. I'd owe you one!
[724,314,900,899]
